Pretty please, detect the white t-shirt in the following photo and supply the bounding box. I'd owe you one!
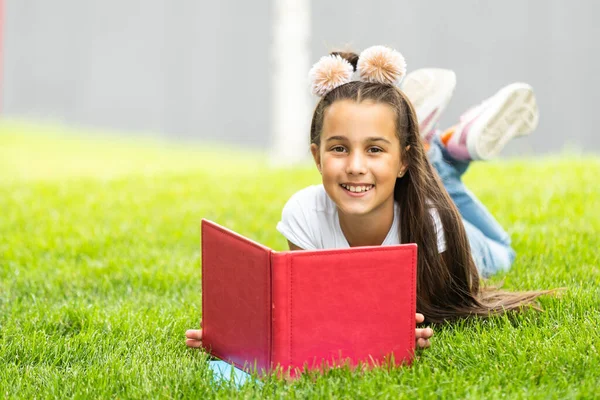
[276,184,446,252]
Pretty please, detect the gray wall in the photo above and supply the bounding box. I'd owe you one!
[3,0,598,155]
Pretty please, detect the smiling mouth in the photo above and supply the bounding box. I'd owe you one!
[340,183,374,193]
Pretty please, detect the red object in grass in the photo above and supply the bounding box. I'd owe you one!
[201,219,417,378]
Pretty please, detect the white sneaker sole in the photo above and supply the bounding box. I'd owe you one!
[401,68,457,139]
[467,83,539,160]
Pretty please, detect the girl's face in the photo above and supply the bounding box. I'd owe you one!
[311,100,406,217]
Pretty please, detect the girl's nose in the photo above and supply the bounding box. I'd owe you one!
[346,151,368,175]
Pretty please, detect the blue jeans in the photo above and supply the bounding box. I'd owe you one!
[427,136,516,277]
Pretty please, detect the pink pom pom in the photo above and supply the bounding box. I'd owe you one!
[309,55,354,97]
[357,46,407,86]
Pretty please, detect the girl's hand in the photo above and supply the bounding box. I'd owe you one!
[415,313,433,348]
[186,316,433,350]
[185,321,203,348]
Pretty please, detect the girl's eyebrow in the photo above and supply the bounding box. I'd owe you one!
[325,135,348,142]
[325,136,392,144]
[366,137,392,144]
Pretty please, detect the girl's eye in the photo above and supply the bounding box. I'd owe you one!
[331,146,346,153]
[368,147,383,153]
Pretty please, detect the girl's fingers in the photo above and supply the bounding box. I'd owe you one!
[189,323,432,348]
[415,313,425,324]
[415,327,433,339]
[189,327,430,349]
[186,339,204,348]
[185,329,203,340]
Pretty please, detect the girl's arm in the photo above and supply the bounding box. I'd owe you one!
[287,240,303,251]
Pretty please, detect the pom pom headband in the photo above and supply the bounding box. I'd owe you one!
[309,45,407,97]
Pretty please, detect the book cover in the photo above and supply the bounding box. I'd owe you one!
[201,219,417,377]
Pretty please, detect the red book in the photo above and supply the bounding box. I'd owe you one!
[201,219,417,377]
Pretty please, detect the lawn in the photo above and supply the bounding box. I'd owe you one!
[1,121,599,399]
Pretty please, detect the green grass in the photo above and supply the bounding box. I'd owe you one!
[1,121,599,399]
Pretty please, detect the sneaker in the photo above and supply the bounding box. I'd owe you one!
[401,68,457,142]
[446,83,539,161]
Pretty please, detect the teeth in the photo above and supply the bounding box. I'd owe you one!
[342,184,373,193]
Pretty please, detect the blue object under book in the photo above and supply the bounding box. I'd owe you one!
[209,360,252,386]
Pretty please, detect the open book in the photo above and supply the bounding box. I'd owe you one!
[201,219,417,377]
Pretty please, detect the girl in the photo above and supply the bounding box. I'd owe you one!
[186,45,548,353]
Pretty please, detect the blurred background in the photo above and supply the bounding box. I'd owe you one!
[2,0,599,160]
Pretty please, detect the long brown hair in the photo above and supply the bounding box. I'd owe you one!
[310,52,550,323]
